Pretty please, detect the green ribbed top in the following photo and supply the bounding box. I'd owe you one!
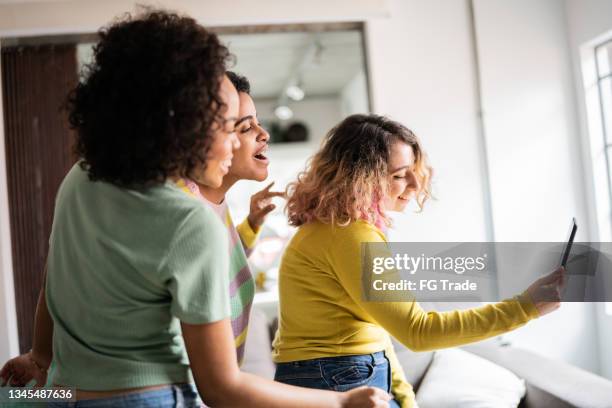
[46,164,230,390]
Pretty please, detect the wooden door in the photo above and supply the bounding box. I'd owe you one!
[1,44,77,352]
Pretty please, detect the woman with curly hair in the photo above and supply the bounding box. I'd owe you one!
[272,114,565,408]
[0,11,389,408]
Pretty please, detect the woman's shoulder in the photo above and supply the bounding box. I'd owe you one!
[161,193,224,244]
[57,163,221,233]
[296,220,386,244]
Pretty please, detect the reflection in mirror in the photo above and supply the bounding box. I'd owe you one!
[219,29,370,146]
[219,26,371,293]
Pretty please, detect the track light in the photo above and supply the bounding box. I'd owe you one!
[274,105,293,120]
[286,85,305,101]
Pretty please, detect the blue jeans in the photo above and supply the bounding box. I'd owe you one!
[274,351,400,408]
[46,384,201,408]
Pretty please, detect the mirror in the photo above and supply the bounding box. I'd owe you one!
[220,28,370,144]
[217,26,372,292]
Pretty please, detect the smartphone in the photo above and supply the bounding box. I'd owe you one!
[560,217,577,268]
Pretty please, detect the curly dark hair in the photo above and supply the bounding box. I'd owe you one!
[67,10,231,186]
[226,71,251,95]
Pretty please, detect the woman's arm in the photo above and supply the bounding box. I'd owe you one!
[329,225,562,352]
[181,318,390,408]
[31,265,53,369]
[0,265,53,387]
[236,219,260,255]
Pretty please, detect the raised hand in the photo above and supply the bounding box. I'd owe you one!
[246,181,286,230]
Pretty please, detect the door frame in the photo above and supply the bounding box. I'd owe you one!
[0,41,20,362]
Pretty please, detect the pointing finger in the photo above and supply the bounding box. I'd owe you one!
[263,181,275,192]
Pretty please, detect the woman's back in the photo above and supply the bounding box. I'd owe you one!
[46,164,230,390]
[273,220,391,363]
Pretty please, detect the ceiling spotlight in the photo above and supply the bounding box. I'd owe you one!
[286,85,305,101]
[274,105,293,120]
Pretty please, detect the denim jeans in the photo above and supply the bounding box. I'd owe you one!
[46,384,201,408]
[274,351,401,408]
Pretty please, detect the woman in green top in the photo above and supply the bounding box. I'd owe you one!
[0,10,389,408]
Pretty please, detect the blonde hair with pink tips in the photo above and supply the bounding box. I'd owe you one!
[286,114,432,228]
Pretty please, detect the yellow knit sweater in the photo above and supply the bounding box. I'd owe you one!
[272,220,540,408]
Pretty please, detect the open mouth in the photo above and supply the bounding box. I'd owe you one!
[253,145,269,163]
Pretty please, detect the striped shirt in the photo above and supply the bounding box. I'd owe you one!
[176,179,257,364]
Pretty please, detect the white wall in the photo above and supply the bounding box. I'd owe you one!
[470,0,598,374]
[566,0,612,48]
[340,70,369,116]
[474,0,588,242]
[565,0,612,380]
[367,0,490,243]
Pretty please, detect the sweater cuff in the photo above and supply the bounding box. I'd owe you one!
[236,218,261,249]
[517,290,540,320]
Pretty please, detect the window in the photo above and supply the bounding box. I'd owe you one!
[592,40,612,316]
[582,35,612,242]
[595,40,612,219]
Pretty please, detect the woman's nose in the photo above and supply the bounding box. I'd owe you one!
[257,125,270,144]
[231,131,241,150]
[407,172,419,191]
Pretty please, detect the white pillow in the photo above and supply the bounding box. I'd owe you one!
[416,348,526,408]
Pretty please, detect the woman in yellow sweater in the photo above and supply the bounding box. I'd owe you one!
[272,114,565,408]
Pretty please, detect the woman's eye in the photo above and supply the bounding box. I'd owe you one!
[393,175,405,179]
[240,127,252,133]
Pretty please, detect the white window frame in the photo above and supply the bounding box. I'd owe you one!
[581,34,612,244]
[582,35,612,316]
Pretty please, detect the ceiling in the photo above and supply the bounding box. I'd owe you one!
[220,30,367,100]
